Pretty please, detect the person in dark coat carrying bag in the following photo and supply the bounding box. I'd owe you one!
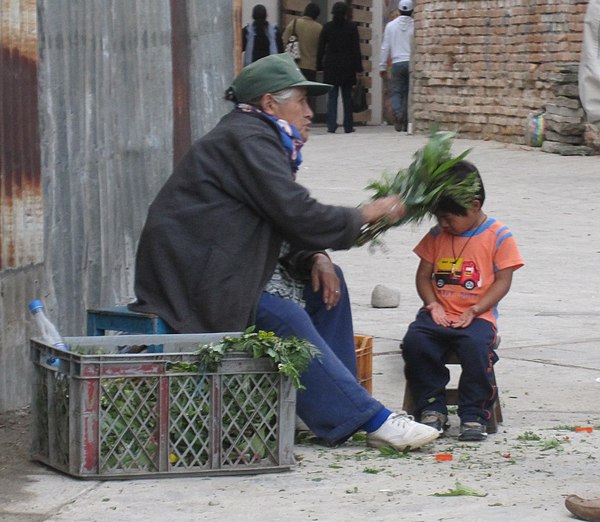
[130,53,439,451]
[317,2,364,133]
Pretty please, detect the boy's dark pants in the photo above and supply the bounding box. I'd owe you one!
[402,309,498,424]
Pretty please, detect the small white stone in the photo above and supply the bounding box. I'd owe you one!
[371,284,400,308]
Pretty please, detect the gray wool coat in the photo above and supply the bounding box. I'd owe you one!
[130,109,363,333]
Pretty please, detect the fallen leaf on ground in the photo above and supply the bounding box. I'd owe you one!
[432,481,487,497]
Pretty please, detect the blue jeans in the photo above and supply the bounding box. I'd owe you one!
[402,309,498,424]
[326,84,354,133]
[254,266,383,444]
[391,61,410,126]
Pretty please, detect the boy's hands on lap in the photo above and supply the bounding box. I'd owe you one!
[425,302,451,327]
[426,302,480,328]
[451,306,479,328]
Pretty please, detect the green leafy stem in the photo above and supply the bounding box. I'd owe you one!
[189,327,321,391]
[355,130,480,248]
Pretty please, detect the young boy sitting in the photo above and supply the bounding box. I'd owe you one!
[401,160,524,441]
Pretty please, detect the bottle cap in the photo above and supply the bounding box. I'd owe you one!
[28,299,44,312]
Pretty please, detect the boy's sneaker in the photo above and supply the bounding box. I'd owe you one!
[367,413,440,451]
[458,421,488,441]
[420,410,448,434]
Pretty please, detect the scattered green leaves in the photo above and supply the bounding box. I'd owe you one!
[351,432,367,442]
[377,446,412,459]
[550,424,600,431]
[517,431,541,441]
[541,437,564,451]
[432,481,487,497]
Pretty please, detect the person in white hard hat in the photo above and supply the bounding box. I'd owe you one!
[379,0,415,132]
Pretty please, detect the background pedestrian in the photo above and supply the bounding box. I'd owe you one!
[242,4,284,65]
[317,2,363,134]
[379,0,415,131]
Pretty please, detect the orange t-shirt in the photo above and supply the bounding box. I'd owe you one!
[414,217,524,327]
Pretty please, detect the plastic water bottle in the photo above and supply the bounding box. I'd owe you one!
[28,299,68,365]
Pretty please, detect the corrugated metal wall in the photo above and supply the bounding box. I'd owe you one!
[0,0,43,271]
[0,0,45,411]
[187,2,235,141]
[0,0,234,413]
[38,0,175,334]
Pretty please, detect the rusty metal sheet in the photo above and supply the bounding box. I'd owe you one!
[0,0,43,271]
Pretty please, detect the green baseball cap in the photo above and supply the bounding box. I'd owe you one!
[230,53,331,103]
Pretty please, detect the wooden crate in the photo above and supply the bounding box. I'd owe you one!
[354,334,373,394]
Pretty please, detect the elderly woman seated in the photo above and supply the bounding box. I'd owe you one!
[129,53,439,451]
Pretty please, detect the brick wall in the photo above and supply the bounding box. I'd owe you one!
[412,0,589,143]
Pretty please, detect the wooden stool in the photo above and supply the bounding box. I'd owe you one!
[401,341,503,434]
[86,305,173,353]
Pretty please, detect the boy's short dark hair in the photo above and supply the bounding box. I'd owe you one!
[434,160,485,216]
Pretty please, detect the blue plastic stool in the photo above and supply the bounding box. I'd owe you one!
[86,305,173,353]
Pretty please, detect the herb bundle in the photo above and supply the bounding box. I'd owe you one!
[355,130,479,247]
[195,327,321,390]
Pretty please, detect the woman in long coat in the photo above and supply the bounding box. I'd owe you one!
[317,2,363,133]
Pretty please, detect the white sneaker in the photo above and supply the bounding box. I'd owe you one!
[366,412,440,451]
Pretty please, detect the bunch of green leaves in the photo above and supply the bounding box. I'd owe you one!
[355,130,479,247]
[195,326,321,390]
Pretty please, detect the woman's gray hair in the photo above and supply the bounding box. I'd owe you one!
[269,88,297,104]
[247,87,298,108]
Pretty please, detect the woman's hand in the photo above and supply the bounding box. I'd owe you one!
[360,196,406,225]
[310,253,340,310]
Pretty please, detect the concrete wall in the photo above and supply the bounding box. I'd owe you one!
[411,0,589,143]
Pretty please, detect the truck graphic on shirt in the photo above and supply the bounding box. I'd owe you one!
[434,258,481,291]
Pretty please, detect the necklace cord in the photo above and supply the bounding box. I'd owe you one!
[451,216,487,272]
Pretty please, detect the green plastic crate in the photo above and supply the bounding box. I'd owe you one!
[30,334,296,479]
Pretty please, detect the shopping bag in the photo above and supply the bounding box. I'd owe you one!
[351,79,368,113]
[285,20,301,61]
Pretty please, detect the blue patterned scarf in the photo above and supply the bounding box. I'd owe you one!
[236,103,304,175]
